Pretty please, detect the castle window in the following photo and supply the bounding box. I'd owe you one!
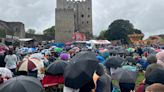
[88,15,90,18]
[88,8,90,10]
[81,14,84,18]
[87,21,89,24]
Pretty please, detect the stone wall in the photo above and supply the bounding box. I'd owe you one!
[55,9,75,42]
[55,0,93,42]
[25,33,54,42]
[0,20,25,38]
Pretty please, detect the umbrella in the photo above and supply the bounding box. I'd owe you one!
[0,76,43,92]
[96,63,106,76]
[111,68,137,83]
[18,58,44,74]
[96,55,105,64]
[101,51,109,59]
[146,68,164,85]
[64,46,72,51]
[41,49,50,55]
[125,56,136,65]
[0,67,13,78]
[127,48,134,52]
[30,53,49,63]
[65,42,72,45]
[28,48,36,53]
[104,56,124,69]
[0,43,9,50]
[46,60,68,75]
[54,47,63,53]
[49,46,56,51]
[109,49,118,55]
[64,51,99,89]
[60,53,70,60]
[155,49,162,53]
[143,47,155,53]
[0,48,5,55]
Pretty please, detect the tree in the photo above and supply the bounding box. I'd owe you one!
[43,26,55,37]
[104,19,143,44]
[27,29,36,34]
[97,30,107,40]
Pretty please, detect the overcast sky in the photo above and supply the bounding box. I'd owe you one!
[0,0,164,38]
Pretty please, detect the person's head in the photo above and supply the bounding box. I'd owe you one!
[147,55,157,64]
[146,83,164,92]
[8,50,13,55]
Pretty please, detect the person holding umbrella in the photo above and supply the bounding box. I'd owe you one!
[64,51,99,92]
[111,68,137,92]
[104,56,124,75]
[43,60,70,92]
[0,76,43,92]
[95,63,112,92]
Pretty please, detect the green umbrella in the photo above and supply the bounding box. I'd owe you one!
[127,48,134,52]
[54,47,63,53]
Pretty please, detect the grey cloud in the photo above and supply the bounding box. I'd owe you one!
[93,0,164,38]
[0,0,164,38]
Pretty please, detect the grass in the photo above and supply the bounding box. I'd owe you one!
[136,72,145,88]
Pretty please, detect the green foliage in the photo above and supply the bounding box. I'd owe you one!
[43,26,55,37]
[97,30,107,40]
[27,29,36,34]
[98,19,143,44]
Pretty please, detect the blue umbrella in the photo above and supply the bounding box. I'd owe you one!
[97,55,105,64]
[101,52,109,59]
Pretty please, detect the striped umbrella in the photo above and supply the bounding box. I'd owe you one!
[18,58,44,74]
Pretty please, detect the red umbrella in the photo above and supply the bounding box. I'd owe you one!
[0,43,9,50]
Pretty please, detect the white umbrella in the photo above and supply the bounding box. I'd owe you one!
[0,68,13,78]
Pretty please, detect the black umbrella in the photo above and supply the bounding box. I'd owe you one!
[111,68,137,83]
[105,56,124,69]
[0,76,43,92]
[146,68,164,85]
[109,50,118,55]
[64,51,99,89]
[96,63,106,76]
[46,60,69,75]
[125,56,136,65]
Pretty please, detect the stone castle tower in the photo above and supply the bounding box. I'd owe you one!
[55,0,92,42]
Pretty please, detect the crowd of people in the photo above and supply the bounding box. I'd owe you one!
[0,42,164,92]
